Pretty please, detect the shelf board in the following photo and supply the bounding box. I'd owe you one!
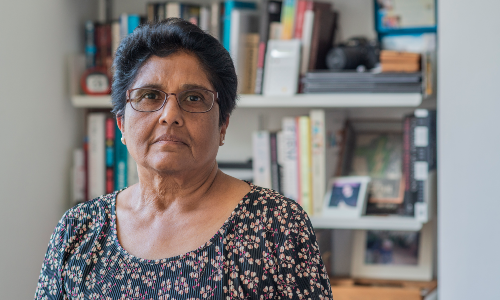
[310,215,423,231]
[72,93,422,108]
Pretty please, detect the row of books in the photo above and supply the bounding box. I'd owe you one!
[72,113,138,204]
[252,109,436,219]
[82,0,337,96]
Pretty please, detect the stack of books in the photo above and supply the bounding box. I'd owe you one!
[380,50,421,73]
[302,71,423,93]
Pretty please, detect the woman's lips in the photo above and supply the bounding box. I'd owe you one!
[153,134,187,146]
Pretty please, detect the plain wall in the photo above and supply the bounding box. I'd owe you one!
[0,1,96,298]
[438,0,500,299]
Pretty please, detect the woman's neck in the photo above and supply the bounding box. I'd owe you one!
[128,160,220,214]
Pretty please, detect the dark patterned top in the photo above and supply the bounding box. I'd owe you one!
[35,183,333,299]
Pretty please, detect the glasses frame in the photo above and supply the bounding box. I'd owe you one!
[126,87,218,113]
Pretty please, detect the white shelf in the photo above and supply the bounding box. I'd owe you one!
[72,95,112,108]
[310,215,424,231]
[71,93,422,108]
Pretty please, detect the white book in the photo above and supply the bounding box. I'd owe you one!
[200,6,211,32]
[281,117,300,201]
[252,131,272,189]
[210,2,221,40]
[263,39,301,96]
[166,2,181,18]
[111,20,121,57]
[88,113,106,199]
[127,152,139,186]
[71,148,85,204]
[119,13,128,40]
[230,9,259,75]
[310,109,345,215]
[300,10,314,75]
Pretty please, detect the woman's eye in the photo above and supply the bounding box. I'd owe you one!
[144,93,158,100]
[187,95,201,102]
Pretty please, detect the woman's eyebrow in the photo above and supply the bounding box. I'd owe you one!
[181,83,211,90]
[136,83,164,90]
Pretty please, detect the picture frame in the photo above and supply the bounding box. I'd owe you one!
[351,221,434,281]
[322,176,370,219]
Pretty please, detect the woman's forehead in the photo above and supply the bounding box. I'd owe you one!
[132,53,213,91]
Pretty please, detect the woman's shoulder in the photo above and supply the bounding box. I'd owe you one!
[61,191,117,227]
[242,184,310,225]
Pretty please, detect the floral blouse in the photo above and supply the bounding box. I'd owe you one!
[35,183,333,299]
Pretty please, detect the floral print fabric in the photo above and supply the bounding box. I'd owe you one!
[35,183,332,299]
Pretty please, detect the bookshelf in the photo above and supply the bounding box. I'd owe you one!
[72,93,423,108]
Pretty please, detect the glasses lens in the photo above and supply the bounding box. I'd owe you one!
[177,89,214,112]
[129,88,165,112]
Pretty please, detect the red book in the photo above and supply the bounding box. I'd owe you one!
[293,0,308,39]
[105,117,115,194]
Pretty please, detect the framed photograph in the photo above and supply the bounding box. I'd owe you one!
[322,176,370,218]
[351,222,433,281]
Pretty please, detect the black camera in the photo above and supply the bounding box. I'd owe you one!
[326,37,380,71]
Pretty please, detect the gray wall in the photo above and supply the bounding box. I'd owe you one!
[438,0,500,299]
[0,1,96,298]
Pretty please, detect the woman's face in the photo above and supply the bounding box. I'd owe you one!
[118,52,227,175]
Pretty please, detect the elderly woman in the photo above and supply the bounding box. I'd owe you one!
[35,19,332,299]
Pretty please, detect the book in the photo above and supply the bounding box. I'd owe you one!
[199,6,211,31]
[270,132,281,192]
[128,15,141,34]
[262,39,301,96]
[72,148,86,204]
[222,0,256,52]
[297,116,312,214]
[111,20,120,56]
[119,14,128,40]
[381,62,421,73]
[146,3,157,22]
[240,33,260,94]
[84,20,96,68]
[281,117,300,202]
[308,2,336,70]
[299,7,314,76]
[114,122,127,190]
[105,117,115,194]
[280,0,297,39]
[182,4,201,25]
[254,0,282,94]
[167,2,181,18]
[87,113,106,199]
[293,0,308,39]
[252,131,272,189]
[401,115,415,216]
[210,2,222,40]
[229,8,259,77]
[310,109,345,216]
[95,23,112,70]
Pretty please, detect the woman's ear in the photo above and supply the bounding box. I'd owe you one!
[220,116,230,146]
[116,116,126,144]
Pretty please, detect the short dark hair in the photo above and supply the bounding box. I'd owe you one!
[111,18,237,126]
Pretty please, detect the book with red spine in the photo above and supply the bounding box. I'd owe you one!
[293,0,308,39]
[105,117,115,194]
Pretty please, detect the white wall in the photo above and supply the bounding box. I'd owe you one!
[438,0,500,299]
[0,1,96,298]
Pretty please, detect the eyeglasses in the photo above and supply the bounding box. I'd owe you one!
[126,88,218,113]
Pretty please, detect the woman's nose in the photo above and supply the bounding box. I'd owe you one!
[158,94,184,126]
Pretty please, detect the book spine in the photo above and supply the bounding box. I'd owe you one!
[300,9,314,75]
[88,113,106,199]
[298,116,312,214]
[111,20,120,57]
[84,20,96,68]
[83,137,89,201]
[241,33,259,94]
[114,122,127,190]
[310,109,324,216]
[270,132,281,192]
[276,131,285,195]
[72,148,86,204]
[105,117,115,194]
[280,0,296,39]
[128,15,141,34]
[223,1,236,51]
[293,0,307,39]
[401,115,414,216]
[282,117,300,201]
[252,131,272,189]
[210,2,221,40]
[119,14,128,40]
[146,3,156,22]
[200,6,211,31]
[167,2,181,18]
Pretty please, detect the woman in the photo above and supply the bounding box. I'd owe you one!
[35,19,332,299]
